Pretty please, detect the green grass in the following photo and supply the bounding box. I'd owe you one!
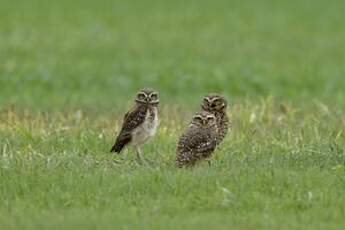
[1,0,345,229]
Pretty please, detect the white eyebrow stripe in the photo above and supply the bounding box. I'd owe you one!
[204,97,211,102]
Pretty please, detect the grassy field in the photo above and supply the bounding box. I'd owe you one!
[1,0,345,229]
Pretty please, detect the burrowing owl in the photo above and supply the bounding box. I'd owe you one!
[201,94,229,145]
[176,111,218,167]
[110,89,159,161]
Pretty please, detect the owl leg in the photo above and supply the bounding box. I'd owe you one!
[207,159,212,167]
[135,146,143,163]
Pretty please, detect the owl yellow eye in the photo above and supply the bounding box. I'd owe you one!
[137,93,147,101]
[150,93,158,101]
[213,98,220,103]
[193,115,203,123]
[206,116,215,122]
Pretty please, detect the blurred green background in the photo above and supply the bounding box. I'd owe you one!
[1,1,345,229]
[1,0,344,111]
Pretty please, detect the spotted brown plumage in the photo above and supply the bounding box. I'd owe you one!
[110,104,147,153]
[201,94,229,145]
[110,89,159,161]
[176,111,218,167]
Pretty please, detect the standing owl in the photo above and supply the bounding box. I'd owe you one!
[110,89,159,161]
[176,111,218,167]
[201,94,229,145]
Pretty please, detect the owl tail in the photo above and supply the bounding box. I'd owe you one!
[110,143,122,153]
[110,133,131,153]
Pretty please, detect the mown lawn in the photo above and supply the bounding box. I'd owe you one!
[0,0,345,229]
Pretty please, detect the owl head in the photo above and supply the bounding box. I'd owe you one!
[201,94,227,113]
[191,111,217,127]
[135,88,159,105]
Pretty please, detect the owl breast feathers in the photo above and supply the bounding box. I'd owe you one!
[176,127,217,167]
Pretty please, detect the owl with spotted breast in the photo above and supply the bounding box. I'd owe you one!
[176,111,218,167]
[201,94,229,145]
[110,89,159,161]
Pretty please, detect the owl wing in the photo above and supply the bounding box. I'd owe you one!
[189,130,216,156]
[176,128,216,166]
[216,113,230,144]
[110,104,147,153]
